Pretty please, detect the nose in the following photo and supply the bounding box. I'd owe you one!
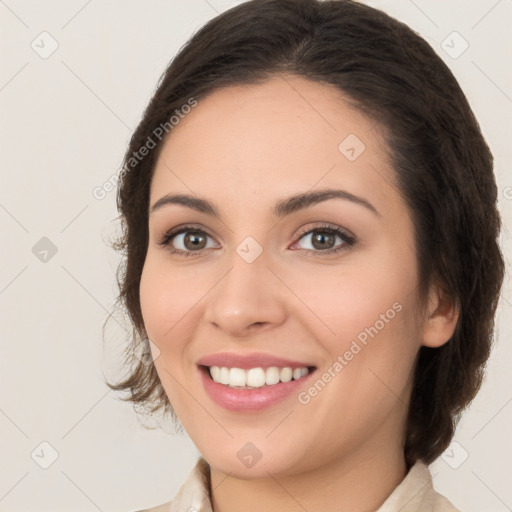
[203,248,287,338]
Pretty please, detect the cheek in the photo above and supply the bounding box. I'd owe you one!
[283,249,418,349]
[288,249,421,405]
[139,257,202,363]
[308,260,420,404]
[139,257,206,412]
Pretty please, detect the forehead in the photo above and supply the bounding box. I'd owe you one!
[150,75,399,218]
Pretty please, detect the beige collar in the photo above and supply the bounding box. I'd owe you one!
[139,456,460,512]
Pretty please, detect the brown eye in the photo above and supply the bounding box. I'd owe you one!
[310,231,336,250]
[182,231,208,250]
[158,227,218,256]
[294,225,356,255]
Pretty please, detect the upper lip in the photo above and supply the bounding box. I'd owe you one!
[197,352,316,370]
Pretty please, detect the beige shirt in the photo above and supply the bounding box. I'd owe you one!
[136,457,461,512]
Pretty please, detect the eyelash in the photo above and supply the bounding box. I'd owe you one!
[157,223,356,258]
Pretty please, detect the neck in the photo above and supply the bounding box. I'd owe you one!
[209,436,408,512]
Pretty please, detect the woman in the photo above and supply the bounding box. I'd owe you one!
[106,0,505,510]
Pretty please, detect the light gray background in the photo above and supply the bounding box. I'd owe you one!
[0,1,511,511]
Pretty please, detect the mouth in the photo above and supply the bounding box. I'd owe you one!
[196,352,318,411]
[199,364,317,390]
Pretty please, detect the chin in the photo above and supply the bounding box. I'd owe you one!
[199,438,313,479]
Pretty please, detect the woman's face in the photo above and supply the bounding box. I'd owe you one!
[140,75,427,478]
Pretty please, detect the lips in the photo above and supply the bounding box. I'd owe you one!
[196,352,317,411]
[196,352,316,370]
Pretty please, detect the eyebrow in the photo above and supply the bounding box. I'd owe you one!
[150,188,381,218]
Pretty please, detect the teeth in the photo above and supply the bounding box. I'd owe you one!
[210,366,220,382]
[280,367,293,383]
[265,366,280,385]
[219,367,230,385]
[208,365,311,389]
[247,367,265,387]
[229,368,246,387]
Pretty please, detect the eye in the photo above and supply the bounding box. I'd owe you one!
[157,225,218,257]
[291,224,356,255]
[157,223,356,257]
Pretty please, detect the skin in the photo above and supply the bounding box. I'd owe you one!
[139,75,459,512]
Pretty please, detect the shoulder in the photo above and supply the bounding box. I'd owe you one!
[431,491,462,512]
[416,463,462,512]
[134,503,171,512]
[377,461,462,512]
[132,457,212,512]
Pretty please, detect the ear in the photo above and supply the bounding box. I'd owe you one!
[421,281,459,348]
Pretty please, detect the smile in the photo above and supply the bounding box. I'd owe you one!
[207,365,312,389]
[197,363,316,412]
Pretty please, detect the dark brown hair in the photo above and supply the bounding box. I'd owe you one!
[105,0,504,465]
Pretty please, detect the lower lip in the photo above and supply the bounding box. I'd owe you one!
[199,367,315,412]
